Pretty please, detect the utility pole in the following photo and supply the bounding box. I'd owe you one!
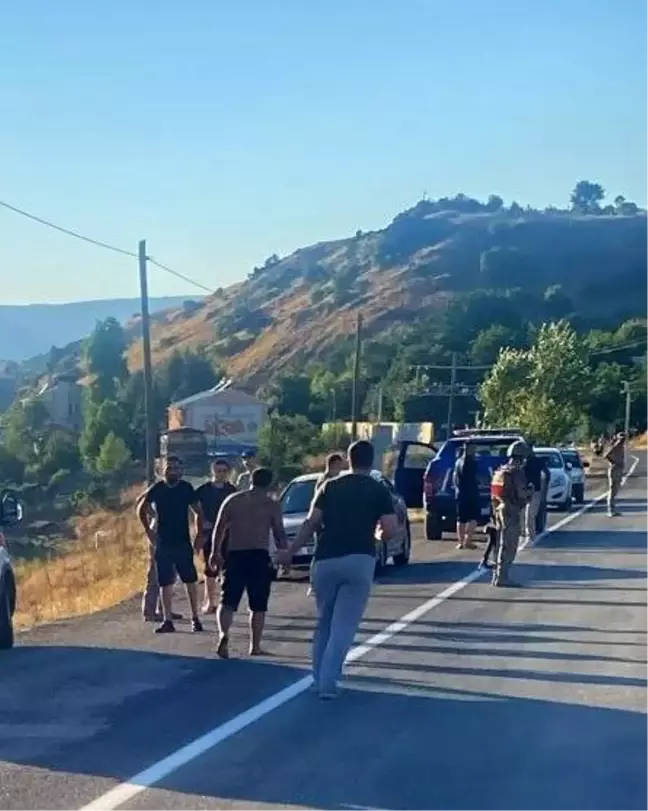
[377,384,384,423]
[138,240,156,484]
[445,352,458,439]
[350,313,363,442]
[622,380,631,437]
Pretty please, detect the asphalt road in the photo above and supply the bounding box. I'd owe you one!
[1,457,646,811]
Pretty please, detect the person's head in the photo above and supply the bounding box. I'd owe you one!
[251,467,273,491]
[347,440,374,473]
[325,452,344,477]
[242,450,257,470]
[210,457,231,484]
[163,455,183,484]
[506,439,530,469]
[617,431,627,443]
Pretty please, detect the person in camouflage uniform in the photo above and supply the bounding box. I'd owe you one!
[604,432,626,517]
[490,440,532,587]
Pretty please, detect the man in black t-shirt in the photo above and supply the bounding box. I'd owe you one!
[279,441,398,699]
[196,458,237,614]
[137,456,205,634]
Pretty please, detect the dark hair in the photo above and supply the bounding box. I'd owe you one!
[212,458,230,469]
[326,452,344,467]
[166,455,182,465]
[251,467,273,488]
[348,440,374,470]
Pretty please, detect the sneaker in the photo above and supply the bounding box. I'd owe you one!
[216,635,230,659]
[191,617,204,633]
[154,619,175,634]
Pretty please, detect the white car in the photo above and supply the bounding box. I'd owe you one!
[559,448,588,504]
[534,448,573,511]
[280,471,411,572]
[0,489,23,650]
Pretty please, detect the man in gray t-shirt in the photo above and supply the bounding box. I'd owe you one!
[279,441,398,699]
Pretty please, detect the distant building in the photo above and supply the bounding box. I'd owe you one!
[168,385,267,455]
[36,377,83,431]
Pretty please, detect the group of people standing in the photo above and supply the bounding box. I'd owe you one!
[135,440,396,699]
[453,431,628,588]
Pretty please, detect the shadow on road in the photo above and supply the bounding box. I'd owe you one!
[0,643,646,811]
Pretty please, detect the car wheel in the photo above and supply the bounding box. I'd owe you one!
[374,541,388,578]
[573,484,585,505]
[425,511,442,541]
[393,523,411,566]
[0,578,15,650]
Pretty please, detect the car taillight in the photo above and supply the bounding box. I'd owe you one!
[424,475,439,500]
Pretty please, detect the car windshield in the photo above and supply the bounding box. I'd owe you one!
[537,452,564,469]
[562,451,582,468]
[281,479,317,514]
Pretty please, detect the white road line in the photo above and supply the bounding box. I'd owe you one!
[81,455,641,810]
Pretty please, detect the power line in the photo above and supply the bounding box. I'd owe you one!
[589,340,647,357]
[0,198,214,294]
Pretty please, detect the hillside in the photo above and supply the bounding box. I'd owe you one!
[0,296,202,363]
[125,198,647,385]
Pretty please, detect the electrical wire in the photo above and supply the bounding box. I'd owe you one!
[0,198,214,294]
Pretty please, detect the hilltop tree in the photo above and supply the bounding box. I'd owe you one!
[570,180,605,214]
[82,318,128,401]
[96,432,132,478]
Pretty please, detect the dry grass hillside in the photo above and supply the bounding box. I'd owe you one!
[124,201,646,384]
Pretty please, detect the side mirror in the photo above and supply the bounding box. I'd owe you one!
[0,489,24,528]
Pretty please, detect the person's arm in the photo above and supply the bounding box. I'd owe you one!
[281,485,326,561]
[210,498,232,566]
[376,486,399,540]
[452,459,461,491]
[136,487,157,547]
[271,502,289,550]
[189,500,205,552]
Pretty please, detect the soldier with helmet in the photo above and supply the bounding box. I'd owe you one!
[490,439,533,587]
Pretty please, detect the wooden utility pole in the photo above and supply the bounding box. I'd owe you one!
[350,313,363,442]
[445,352,458,439]
[622,380,631,437]
[138,240,156,483]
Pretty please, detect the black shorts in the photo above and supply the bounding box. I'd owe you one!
[456,498,481,524]
[156,543,198,588]
[221,549,273,613]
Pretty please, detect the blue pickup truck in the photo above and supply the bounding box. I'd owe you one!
[394,429,547,541]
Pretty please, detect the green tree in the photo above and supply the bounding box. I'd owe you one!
[570,180,605,213]
[0,446,25,485]
[39,429,81,477]
[471,324,525,365]
[96,432,132,477]
[257,414,322,483]
[82,318,128,401]
[2,398,49,464]
[80,397,130,468]
[480,321,590,443]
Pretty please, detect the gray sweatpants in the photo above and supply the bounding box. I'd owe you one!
[311,554,374,694]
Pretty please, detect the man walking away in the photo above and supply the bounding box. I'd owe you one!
[210,467,288,658]
[453,443,480,550]
[605,432,626,517]
[196,458,237,614]
[279,440,398,699]
[137,456,205,633]
[490,440,532,588]
[523,443,547,543]
[236,450,257,491]
[307,453,345,596]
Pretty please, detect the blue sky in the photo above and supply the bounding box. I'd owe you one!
[1,0,645,304]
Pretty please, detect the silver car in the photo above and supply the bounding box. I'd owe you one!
[0,489,23,650]
[280,471,411,572]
